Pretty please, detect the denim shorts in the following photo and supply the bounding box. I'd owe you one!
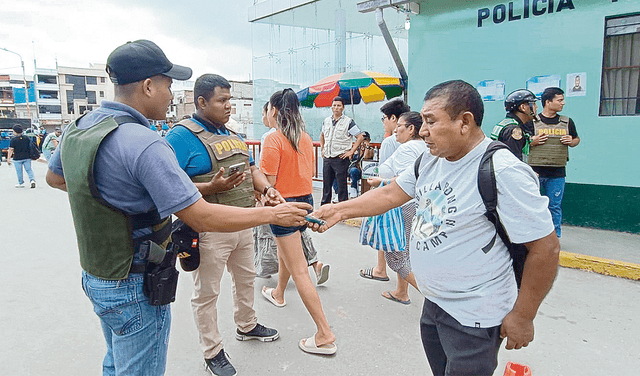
[270,194,313,237]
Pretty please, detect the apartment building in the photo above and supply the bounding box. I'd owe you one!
[57,64,113,124]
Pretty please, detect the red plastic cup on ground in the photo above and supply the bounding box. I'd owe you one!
[503,361,532,376]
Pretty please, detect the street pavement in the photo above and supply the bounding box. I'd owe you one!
[1,160,639,375]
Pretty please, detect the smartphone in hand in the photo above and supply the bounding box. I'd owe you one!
[226,162,246,177]
[305,215,327,226]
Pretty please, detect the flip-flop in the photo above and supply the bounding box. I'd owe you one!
[298,335,337,355]
[316,264,330,285]
[261,287,286,307]
[359,267,390,282]
[382,291,411,305]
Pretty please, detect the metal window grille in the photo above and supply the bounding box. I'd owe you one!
[600,14,640,116]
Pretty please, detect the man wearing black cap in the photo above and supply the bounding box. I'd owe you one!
[7,124,36,188]
[45,40,310,376]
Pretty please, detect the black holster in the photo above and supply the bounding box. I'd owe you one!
[143,247,179,306]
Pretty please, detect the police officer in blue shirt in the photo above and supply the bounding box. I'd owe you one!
[46,40,310,376]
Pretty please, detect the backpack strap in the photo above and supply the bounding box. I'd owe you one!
[477,141,512,253]
[478,140,528,287]
[413,152,424,179]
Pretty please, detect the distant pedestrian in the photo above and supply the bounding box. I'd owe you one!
[42,127,62,160]
[7,125,36,188]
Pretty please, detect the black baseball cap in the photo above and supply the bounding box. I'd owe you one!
[106,39,192,85]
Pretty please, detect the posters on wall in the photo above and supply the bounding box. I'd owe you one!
[477,80,506,101]
[526,75,562,98]
[566,72,586,97]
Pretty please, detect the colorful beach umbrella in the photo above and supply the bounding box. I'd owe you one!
[297,71,404,108]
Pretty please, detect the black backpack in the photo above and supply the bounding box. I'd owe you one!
[29,137,41,160]
[413,141,528,287]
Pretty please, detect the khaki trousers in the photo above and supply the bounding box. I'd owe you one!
[191,229,257,359]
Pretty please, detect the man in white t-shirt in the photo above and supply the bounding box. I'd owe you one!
[310,80,560,376]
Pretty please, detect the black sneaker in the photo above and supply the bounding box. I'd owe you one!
[235,323,279,342]
[204,349,236,376]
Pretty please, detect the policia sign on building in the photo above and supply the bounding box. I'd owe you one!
[478,0,576,27]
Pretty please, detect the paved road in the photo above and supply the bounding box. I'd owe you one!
[1,161,639,375]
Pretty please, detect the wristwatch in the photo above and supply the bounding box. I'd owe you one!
[263,185,273,195]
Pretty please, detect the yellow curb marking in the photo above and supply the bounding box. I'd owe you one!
[559,251,640,281]
[339,218,640,280]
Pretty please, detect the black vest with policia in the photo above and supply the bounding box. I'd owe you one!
[177,118,254,208]
[60,115,171,280]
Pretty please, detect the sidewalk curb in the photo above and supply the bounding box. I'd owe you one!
[339,218,640,281]
[559,251,640,280]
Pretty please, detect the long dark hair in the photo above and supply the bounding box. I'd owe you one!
[269,88,305,152]
[399,111,423,139]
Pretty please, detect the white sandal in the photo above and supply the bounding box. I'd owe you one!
[261,287,286,307]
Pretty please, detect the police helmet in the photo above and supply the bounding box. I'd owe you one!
[504,89,537,112]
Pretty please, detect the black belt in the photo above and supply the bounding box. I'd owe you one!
[129,263,146,274]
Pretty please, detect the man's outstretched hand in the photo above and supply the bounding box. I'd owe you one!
[270,202,312,227]
[306,204,341,233]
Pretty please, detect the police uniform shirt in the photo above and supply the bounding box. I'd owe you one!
[498,114,527,161]
[48,101,201,220]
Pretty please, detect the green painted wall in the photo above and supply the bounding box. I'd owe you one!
[407,0,640,232]
[564,183,640,233]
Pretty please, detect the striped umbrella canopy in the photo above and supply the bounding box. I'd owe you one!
[297,71,404,108]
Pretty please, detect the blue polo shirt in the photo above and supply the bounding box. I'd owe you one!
[48,101,201,220]
[165,114,255,177]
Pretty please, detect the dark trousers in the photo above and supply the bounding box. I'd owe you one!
[321,157,349,205]
[420,298,503,376]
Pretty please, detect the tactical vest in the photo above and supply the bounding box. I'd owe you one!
[527,115,569,167]
[322,115,353,158]
[60,115,172,280]
[177,119,254,208]
[490,117,531,157]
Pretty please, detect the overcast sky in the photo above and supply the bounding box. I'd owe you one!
[0,0,257,81]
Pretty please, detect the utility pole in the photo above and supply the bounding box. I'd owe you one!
[0,47,32,121]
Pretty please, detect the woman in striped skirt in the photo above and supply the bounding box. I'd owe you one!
[359,111,427,304]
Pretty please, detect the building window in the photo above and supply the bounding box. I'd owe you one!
[100,77,106,83]
[99,91,104,97]
[79,106,87,114]
[87,91,97,104]
[38,90,58,100]
[38,105,62,114]
[37,75,57,84]
[600,14,640,116]
[66,90,74,114]
[86,76,97,85]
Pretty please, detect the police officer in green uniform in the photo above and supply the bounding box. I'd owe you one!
[45,40,310,376]
[490,89,538,161]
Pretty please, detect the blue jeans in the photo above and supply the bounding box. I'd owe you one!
[349,166,361,189]
[538,177,565,238]
[82,271,171,376]
[13,158,35,184]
